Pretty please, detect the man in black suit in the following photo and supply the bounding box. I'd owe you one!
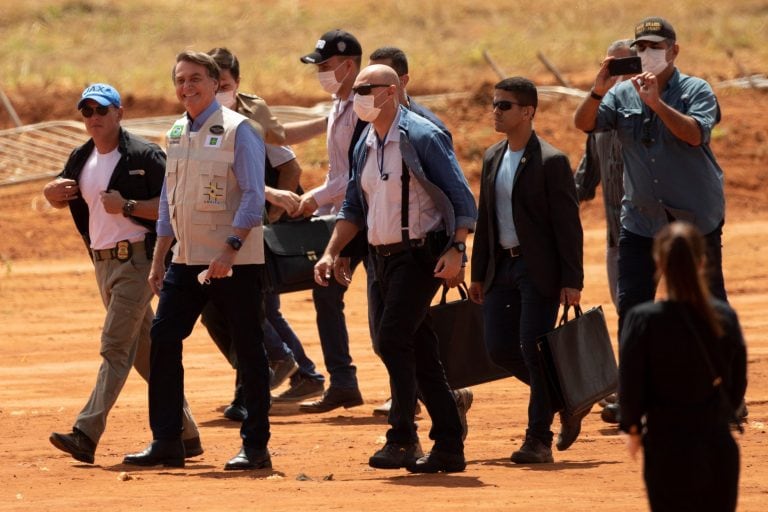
[469,77,584,463]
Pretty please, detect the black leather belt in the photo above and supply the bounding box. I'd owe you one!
[372,238,426,257]
[92,240,145,262]
[507,246,521,258]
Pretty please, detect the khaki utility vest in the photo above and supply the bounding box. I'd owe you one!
[165,108,264,265]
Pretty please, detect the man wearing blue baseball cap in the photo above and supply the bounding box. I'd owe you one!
[43,83,202,464]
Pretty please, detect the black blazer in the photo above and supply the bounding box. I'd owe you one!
[471,132,583,299]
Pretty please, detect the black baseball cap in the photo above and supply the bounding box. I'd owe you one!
[631,17,677,46]
[300,29,362,64]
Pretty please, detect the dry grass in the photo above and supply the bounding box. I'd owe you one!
[1,0,766,101]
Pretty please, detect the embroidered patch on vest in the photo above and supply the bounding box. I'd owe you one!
[204,135,223,148]
[203,180,225,206]
[210,125,224,135]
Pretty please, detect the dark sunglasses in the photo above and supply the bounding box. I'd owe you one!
[352,83,390,96]
[492,100,525,111]
[80,105,111,118]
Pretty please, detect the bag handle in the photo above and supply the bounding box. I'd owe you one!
[557,303,583,326]
[438,281,469,304]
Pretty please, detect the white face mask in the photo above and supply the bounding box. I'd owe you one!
[640,48,669,76]
[215,90,237,109]
[353,93,382,122]
[317,61,348,94]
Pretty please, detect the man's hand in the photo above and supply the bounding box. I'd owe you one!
[560,287,582,306]
[100,190,126,215]
[266,187,301,220]
[593,58,621,97]
[631,72,662,109]
[148,261,166,296]
[434,247,463,280]
[314,253,336,287]
[468,281,484,304]
[332,256,353,287]
[43,178,79,208]
[296,193,319,218]
[206,248,238,280]
[626,428,642,462]
[444,266,465,289]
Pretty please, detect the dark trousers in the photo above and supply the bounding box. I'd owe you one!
[372,248,463,454]
[311,253,363,389]
[617,222,727,336]
[483,256,560,445]
[149,263,270,449]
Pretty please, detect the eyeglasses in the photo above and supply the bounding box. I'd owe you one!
[352,83,390,96]
[492,100,525,111]
[80,105,111,118]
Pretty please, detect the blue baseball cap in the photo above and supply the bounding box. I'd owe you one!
[77,83,121,109]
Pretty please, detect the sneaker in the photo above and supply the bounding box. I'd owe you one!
[368,441,424,469]
[269,355,299,390]
[453,388,473,441]
[372,397,421,417]
[49,428,96,464]
[272,375,324,403]
[510,436,554,464]
[298,386,364,413]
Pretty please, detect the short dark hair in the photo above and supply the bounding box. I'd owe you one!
[369,47,408,76]
[495,76,538,110]
[208,47,240,81]
[173,50,220,83]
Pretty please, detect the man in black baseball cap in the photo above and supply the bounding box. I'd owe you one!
[300,29,362,64]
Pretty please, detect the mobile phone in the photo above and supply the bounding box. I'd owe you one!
[607,56,642,76]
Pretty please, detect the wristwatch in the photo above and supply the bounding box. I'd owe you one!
[451,241,467,253]
[122,199,137,217]
[225,235,243,251]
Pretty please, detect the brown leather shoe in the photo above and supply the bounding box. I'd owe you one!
[369,442,424,469]
[510,436,554,464]
[298,386,363,413]
[49,428,96,464]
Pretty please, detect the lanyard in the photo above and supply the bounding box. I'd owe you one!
[376,133,389,180]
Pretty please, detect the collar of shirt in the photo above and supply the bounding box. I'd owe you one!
[187,100,220,132]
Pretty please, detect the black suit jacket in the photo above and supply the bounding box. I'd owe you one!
[471,132,583,299]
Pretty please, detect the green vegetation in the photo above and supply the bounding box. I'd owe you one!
[1,0,765,100]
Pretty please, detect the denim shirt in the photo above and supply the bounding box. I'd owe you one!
[594,69,725,237]
[339,106,477,252]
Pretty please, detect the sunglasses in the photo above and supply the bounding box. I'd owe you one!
[80,105,111,118]
[492,100,525,111]
[352,83,390,96]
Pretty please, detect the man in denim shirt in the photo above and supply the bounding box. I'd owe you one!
[574,16,727,336]
[315,65,476,473]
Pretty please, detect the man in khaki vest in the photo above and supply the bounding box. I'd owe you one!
[123,51,272,471]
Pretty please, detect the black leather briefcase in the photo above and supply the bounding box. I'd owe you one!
[431,283,512,388]
[262,215,336,294]
[537,305,618,416]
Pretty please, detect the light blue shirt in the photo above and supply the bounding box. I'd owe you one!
[494,146,525,248]
[157,100,265,237]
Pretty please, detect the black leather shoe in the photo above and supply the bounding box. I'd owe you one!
[406,450,466,473]
[269,355,299,390]
[49,428,96,464]
[556,406,591,451]
[369,442,424,469]
[123,439,185,468]
[224,403,247,422]
[510,436,553,464]
[272,375,324,403]
[224,446,272,470]
[600,403,620,424]
[182,436,204,458]
[298,386,364,413]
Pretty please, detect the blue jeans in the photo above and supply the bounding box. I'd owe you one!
[483,256,559,445]
[149,263,270,449]
[373,249,463,454]
[617,223,727,336]
[263,292,323,382]
[311,254,363,389]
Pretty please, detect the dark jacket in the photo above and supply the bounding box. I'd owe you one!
[471,132,583,298]
[59,128,166,250]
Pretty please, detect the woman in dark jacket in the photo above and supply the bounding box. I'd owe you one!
[619,221,747,512]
